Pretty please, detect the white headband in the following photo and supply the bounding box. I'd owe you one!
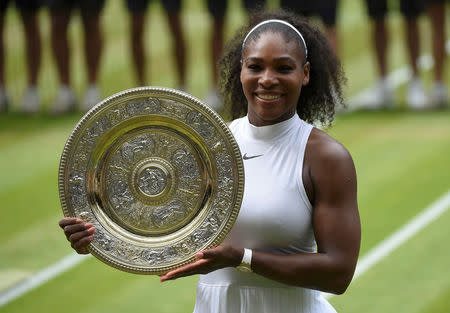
[242,19,308,59]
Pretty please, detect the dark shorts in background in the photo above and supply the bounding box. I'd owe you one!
[425,0,449,5]
[126,0,181,14]
[242,0,266,12]
[280,0,338,26]
[207,0,266,18]
[365,0,424,20]
[0,0,42,13]
[46,0,106,13]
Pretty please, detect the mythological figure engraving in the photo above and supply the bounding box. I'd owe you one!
[142,247,176,265]
[69,172,87,208]
[172,149,199,179]
[94,228,115,252]
[152,200,186,228]
[120,134,155,165]
[87,116,111,139]
[138,167,167,196]
[147,98,161,113]
[125,97,161,116]
[186,111,215,139]
[109,180,134,214]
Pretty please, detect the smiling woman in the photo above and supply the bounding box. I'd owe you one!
[240,30,308,126]
[58,8,360,313]
[221,10,347,127]
[158,9,360,313]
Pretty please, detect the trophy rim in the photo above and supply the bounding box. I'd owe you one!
[58,86,244,274]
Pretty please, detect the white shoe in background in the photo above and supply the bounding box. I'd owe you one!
[406,78,427,110]
[50,85,76,115]
[0,86,9,113]
[363,78,394,110]
[204,88,223,112]
[177,85,187,93]
[430,82,448,109]
[21,86,40,114]
[81,84,101,112]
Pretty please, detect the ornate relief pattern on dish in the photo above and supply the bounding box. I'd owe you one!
[59,87,244,274]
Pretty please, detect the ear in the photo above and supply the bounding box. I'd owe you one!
[302,62,310,86]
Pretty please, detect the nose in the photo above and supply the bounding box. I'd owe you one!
[258,69,278,88]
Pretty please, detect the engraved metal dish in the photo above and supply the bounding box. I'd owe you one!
[58,87,244,274]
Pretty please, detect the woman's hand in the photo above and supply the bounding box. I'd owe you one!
[160,245,243,282]
[58,217,95,254]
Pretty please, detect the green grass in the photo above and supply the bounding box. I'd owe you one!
[329,111,450,254]
[420,285,450,313]
[1,0,450,312]
[331,207,450,313]
[0,114,81,239]
[2,110,449,312]
[4,258,198,313]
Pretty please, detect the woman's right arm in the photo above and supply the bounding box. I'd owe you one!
[58,217,96,254]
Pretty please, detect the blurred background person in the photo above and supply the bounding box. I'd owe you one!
[48,0,105,114]
[126,0,186,89]
[204,0,266,112]
[426,0,448,108]
[280,0,339,54]
[0,0,42,114]
[364,0,427,110]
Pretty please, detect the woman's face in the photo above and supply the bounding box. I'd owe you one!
[240,31,310,126]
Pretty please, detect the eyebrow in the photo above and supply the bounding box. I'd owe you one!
[243,56,298,63]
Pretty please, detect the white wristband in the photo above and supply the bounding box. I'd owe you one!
[236,248,253,273]
[242,248,252,265]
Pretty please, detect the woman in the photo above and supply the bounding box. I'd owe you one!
[59,10,360,312]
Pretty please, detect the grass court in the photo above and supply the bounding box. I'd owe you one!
[1,0,450,312]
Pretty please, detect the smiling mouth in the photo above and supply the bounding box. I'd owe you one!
[256,94,281,100]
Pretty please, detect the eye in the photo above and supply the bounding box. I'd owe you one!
[246,63,262,71]
[278,65,294,73]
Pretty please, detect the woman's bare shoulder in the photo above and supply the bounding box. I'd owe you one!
[306,128,354,168]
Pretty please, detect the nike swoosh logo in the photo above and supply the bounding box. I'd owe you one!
[243,153,263,160]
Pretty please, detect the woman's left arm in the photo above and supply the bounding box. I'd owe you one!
[161,132,361,295]
[248,132,361,294]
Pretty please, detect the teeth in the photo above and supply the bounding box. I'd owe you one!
[258,94,280,100]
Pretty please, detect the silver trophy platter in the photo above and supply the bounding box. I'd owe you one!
[58,87,244,274]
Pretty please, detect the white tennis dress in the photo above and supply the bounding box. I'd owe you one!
[193,114,337,313]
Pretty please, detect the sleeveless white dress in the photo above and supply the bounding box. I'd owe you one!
[193,114,337,313]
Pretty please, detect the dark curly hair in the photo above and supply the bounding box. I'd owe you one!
[218,9,346,126]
